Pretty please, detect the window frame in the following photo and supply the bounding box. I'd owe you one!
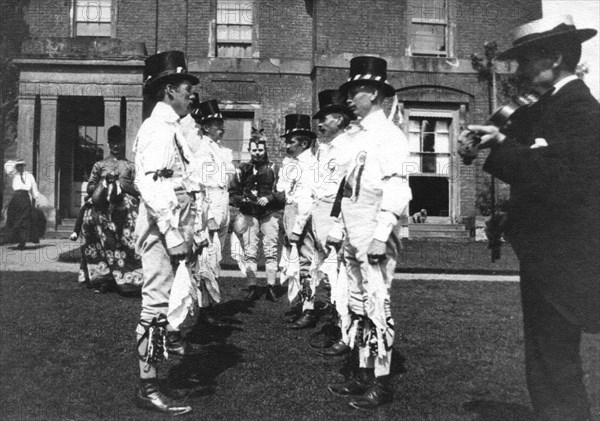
[71,0,116,38]
[214,0,258,58]
[406,0,453,58]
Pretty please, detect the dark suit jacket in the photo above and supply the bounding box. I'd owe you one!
[484,78,600,332]
[229,159,283,218]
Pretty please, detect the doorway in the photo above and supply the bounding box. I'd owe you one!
[409,176,449,218]
[56,96,105,220]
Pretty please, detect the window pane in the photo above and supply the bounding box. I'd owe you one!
[410,22,446,53]
[422,154,436,173]
[76,0,111,22]
[222,115,253,161]
[408,132,421,153]
[435,133,450,153]
[76,22,112,37]
[217,1,252,24]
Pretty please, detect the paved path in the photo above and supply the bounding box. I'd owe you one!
[0,239,519,282]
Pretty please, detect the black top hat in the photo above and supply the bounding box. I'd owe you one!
[280,114,317,139]
[497,15,597,60]
[198,99,223,124]
[312,89,356,120]
[144,51,199,90]
[339,56,395,98]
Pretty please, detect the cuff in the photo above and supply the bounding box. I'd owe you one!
[164,228,184,249]
[372,211,398,242]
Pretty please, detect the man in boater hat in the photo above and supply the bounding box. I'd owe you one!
[308,89,357,355]
[132,50,200,415]
[463,15,599,421]
[326,56,412,410]
[276,114,320,329]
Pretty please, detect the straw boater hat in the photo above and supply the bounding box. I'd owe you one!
[497,15,597,60]
[312,89,356,121]
[4,159,25,176]
[280,114,317,139]
[197,99,224,124]
[143,50,199,91]
[339,56,396,98]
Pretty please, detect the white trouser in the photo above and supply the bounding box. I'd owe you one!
[233,211,280,285]
[342,193,399,377]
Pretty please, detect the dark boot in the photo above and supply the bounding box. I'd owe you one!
[320,339,351,356]
[245,285,260,301]
[288,310,318,330]
[135,379,192,415]
[196,308,228,327]
[265,285,278,302]
[166,330,201,356]
[349,375,394,410]
[328,368,373,397]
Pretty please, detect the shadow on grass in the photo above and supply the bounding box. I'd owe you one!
[463,400,537,421]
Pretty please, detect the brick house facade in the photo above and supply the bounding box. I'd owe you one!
[9,0,541,233]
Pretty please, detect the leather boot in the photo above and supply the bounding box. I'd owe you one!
[245,285,260,301]
[328,368,373,397]
[348,375,394,410]
[265,285,278,302]
[166,331,200,356]
[135,379,192,415]
[288,310,318,330]
[320,339,351,356]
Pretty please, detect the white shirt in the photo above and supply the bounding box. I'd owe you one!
[313,130,358,202]
[552,74,579,95]
[276,149,318,235]
[199,136,235,189]
[133,101,195,247]
[12,171,39,200]
[344,109,412,242]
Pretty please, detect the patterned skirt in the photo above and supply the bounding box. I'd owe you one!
[78,193,143,293]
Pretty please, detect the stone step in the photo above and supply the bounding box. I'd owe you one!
[409,224,466,231]
[409,229,470,239]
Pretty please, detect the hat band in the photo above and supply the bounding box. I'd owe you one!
[347,73,384,82]
[202,113,223,120]
[514,23,577,46]
[145,67,190,84]
[285,127,310,135]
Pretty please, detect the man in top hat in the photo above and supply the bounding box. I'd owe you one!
[229,128,283,302]
[276,114,320,329]
[308,89,357,355]
[463,15,599,421]
[326,56,412,410]
[132,50,200,415]
[196,99,235,258]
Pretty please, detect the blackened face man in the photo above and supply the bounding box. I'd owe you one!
[249,140,267,163]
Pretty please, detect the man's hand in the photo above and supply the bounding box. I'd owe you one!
[289,232,301,244]
[167,243,188,260]
[467,125,506,149]
[325,235,342,254]
[367,239,387,264]
[257,197,269,206]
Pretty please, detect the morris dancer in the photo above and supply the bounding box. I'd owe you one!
[132,51,199,415]
[327,57,412,410]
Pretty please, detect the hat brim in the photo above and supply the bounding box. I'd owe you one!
[200,116,224,125]
[280,129,317,140]
[497,28,597,60]
[339,79,396,98]
[312,105,356,120]
[145,73,199,90]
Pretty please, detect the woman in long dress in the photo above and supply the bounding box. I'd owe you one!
[78,126,143,294]
[4,158,44,249]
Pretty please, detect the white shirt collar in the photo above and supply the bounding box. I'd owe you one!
[552,75,578,95]
[151,101,181,123]
[358,109,387,130]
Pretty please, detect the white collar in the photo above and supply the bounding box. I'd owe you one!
[151,101,181,123]
[552,75,578,95]
[358,109,387,130]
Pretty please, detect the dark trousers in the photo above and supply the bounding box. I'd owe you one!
[520,265,591,421]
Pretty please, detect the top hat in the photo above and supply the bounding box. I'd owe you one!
[312,89,356,120]
[497,15,597,60]
[198,99,224,124]
[339,56,396,98]
[143,51,199,90]
[280,114,317,139]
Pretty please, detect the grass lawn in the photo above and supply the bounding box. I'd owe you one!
[1,272,598,421]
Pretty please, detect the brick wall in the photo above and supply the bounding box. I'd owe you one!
[25,0,71,37]
[257,0,313,59]
[117,0,156,53]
